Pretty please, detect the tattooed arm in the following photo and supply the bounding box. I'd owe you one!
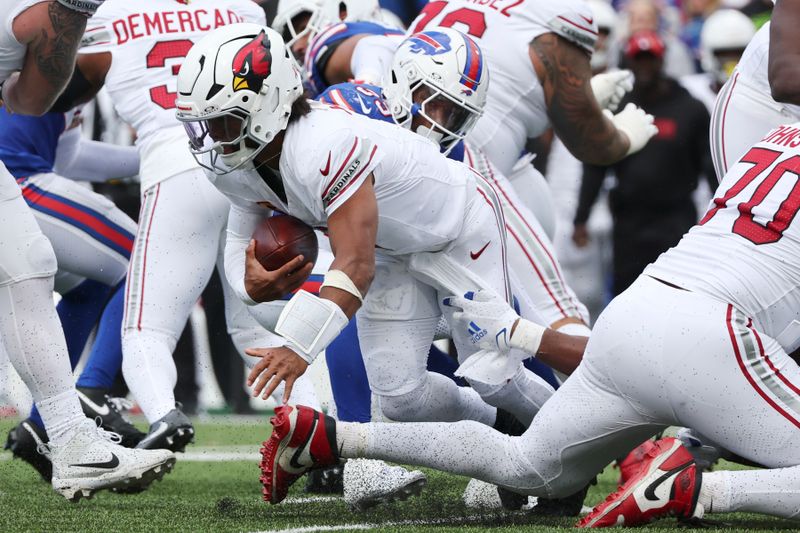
[5,2,87,115]
[529,33,630,166]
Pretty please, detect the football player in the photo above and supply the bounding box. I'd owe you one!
[175,25,572,475]
[53,0,321,452]
[0,0,173,500]
[709,0,797,180]
[408,0,656,238]
[262,115,800,527]
[1,106,146,480]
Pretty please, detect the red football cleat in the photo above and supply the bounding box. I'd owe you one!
[259,404,340,504]
[577,437,703,528]
[617,439,658,485]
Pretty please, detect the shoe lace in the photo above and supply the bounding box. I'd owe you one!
[90,418,123,444]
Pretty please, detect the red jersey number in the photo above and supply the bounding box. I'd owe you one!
[146,39,194,110]
[412,1,487,38]
[700,146,800,245]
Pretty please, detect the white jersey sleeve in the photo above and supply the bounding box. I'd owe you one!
[350,34,403,84]
[517,0,598,53]
[284,120,383,218]
[225,200,272,306]
[0,0,49,82]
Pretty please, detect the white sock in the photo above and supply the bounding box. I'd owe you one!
[38,389,86,446]
[336,422,370,457]
[121,329,178,423]
[0,278,84,442]
[701,467,800,519]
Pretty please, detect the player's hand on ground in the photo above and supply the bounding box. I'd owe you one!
[244,240,314,303]
[246,346,309,403]
[591,69,634,112]
[572,224,590,248]
[605,103,658,156]
[442,290,520,354]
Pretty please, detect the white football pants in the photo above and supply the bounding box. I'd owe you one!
[350,275,800,519]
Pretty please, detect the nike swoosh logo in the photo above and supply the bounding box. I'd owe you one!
[77,390,110,416]
[643,460,693,502]
[71,452,120,470]
[320,152,332,176]
[470,242,490,260]
[289,411,318,470]
[355,94,371,115]
[580,15,594,25]
[140,421,169,446]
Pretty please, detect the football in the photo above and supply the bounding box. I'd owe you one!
[252,215,319,271]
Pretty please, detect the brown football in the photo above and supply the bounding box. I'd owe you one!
[252,215,319,271]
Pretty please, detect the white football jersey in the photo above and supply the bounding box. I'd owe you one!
[79,0,265,189]
[408,0,597,174]
[646,121,800,341]
[736,22,800,119]
[212,102,472,255]
[0,0,47,82]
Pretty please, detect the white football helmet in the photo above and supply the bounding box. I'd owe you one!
[700,9,755,85]
[175,24,303,174]
[383,29,489,154]
[272,0,324,69]
[310,0,383,30]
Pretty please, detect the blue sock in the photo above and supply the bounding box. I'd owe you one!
[76,281,125,390]
[29,280,111,428]
[325,318,372,422]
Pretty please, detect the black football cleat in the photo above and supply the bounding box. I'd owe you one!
[77,387,145,448]
[304,464,345,495]
[135,408,194,452]
[4,418,52,482]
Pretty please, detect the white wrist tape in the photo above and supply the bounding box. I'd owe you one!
[509,319,546,356]
[320,269,363,302]
[275,290,349,365]
[57,0,105,16]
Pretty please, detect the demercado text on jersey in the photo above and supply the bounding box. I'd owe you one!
[98,9,247,46]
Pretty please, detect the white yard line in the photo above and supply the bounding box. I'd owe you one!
[251,512,528,533]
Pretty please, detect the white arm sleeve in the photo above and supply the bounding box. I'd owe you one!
[350,35,402,84]
[54,132,140,182]
[224,201,270,306]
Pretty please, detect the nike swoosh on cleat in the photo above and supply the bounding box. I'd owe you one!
[470,242,490,260]
[643,461,694,502]
[77,391,110,416]
[289,412,318,470]
[320,152,332,176]
[140,421,170,447]
[70,452,120,469]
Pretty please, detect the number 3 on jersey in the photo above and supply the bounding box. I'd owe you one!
[700,146,800,245]
[146,39,194,110]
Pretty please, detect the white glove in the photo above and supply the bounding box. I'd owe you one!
[57,0,105,16]
[443,290,541,354]
[590,70,634,112]
[606,103,658,157]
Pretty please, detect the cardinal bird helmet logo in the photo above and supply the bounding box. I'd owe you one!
[231,30,273,93]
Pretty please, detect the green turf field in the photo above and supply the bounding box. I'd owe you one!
[0,417,796,532]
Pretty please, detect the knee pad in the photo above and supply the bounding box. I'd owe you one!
[0,233,57,286]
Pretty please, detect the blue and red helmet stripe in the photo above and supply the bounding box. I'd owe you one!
[460,34,483,92]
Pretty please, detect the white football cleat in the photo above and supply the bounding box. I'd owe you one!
[463,478,503,509]
[343,458,426,511]
[48,419,176,502]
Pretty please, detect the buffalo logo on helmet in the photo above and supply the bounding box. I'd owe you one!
[231,30,273,93]
[407,32,452,56]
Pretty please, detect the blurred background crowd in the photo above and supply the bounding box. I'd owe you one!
[0,0,774,417]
